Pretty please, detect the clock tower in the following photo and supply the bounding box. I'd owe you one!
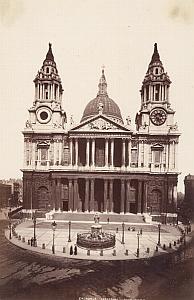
[136,43,176,134]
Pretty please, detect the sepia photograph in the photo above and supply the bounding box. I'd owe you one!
[0,1,194,299]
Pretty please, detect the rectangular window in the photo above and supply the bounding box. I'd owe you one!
[41,148,47,161]
[131,149,137,163]
[154,150,161,164]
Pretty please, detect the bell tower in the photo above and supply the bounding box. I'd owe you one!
[34,42,63,104]
[136,43,177,134]
[25,43,66,131]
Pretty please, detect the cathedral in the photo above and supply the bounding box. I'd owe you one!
[22,43,180,216]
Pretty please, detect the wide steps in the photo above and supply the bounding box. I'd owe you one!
[52,212,144,223]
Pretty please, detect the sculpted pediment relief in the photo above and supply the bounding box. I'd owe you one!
[70,115,130,132]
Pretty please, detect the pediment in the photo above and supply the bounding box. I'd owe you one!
[37,141,50,148]
[151,143,164,150]
[70,115,130,132]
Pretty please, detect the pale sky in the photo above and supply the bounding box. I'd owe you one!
[0,0,194,192]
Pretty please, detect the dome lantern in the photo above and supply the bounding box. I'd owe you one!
[81,70,123,124]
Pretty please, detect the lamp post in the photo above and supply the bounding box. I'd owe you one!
[157,223,161,246]
[137,231,140,258]
[32,211,37,247]
[8,198,12,239]
[176,207,180,225]
[121,222,125,245]
[150,206,153,215]
[68,221,71,242]
[51,221,57,254]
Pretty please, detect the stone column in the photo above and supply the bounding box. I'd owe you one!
[75,138,78,166]
[121,180,125,213]
[68,179,73,211]
[58,140,62,165]
[153,85,156,100]
[85,179,89,212]
[167,86,169,102]
[174,142,178,171]
[144,143,149,169]
[143,181,148,213]
[110,139,114,167]
[160,85,162,101]
[69,138,73,166]
[173,185,178,210]
[104,180,108,212]
[105,139,109,167]
[91,139,95,167]
[40,84,42,100]
[24,139,27,167]
[86,139,90,167]
[90,179,95,211]
[127,139,131,167]
[52,179,57,210]
[126,180,130,213]
[53,140,56,165]
[47,145,50,167]
[51,84,53,100]
[73,179,79,211]
[144,86,146,102]
[173,141,175,170]
[109,179,113,212]
[32,141,36,167]
[137,180,142,213]
[37,148,41,167]
[56,179,61,210]
[169,142,173,171]
[138,141,141,167]
[122,139,126,168]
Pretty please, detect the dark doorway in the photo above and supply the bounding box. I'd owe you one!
[95,139,105,167]
[114,139,122,167]
[130,180,138,213]
[78,179,85,212]
[113,179,121,213]
[62,201,68,211]
[94,179,104,212]
[78,139,86,166]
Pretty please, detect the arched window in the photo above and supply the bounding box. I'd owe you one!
[46,67,49,73]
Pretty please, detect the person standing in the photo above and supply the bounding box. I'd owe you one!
[70,245,73,255]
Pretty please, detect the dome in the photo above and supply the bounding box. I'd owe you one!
[81,69,123,124]
[81,95,123,124]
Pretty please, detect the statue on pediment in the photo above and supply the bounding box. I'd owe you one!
[25,120,32,128]
[169,122,178,131]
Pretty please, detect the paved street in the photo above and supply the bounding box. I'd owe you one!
[10,219,182,260]
[0,220,194,300]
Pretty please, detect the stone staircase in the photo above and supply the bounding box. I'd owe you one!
[52,212,144,223]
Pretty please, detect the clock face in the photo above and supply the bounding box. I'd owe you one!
[37,107,52,124]
[150,109,167,126]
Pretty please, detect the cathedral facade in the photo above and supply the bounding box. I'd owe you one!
[22,43,180,215]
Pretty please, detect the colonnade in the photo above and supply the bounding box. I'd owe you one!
[24,138,178,172]
[51,177,147,214]
[69,137,132,168]
[142,84,170,103]
[35,81,61,101]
